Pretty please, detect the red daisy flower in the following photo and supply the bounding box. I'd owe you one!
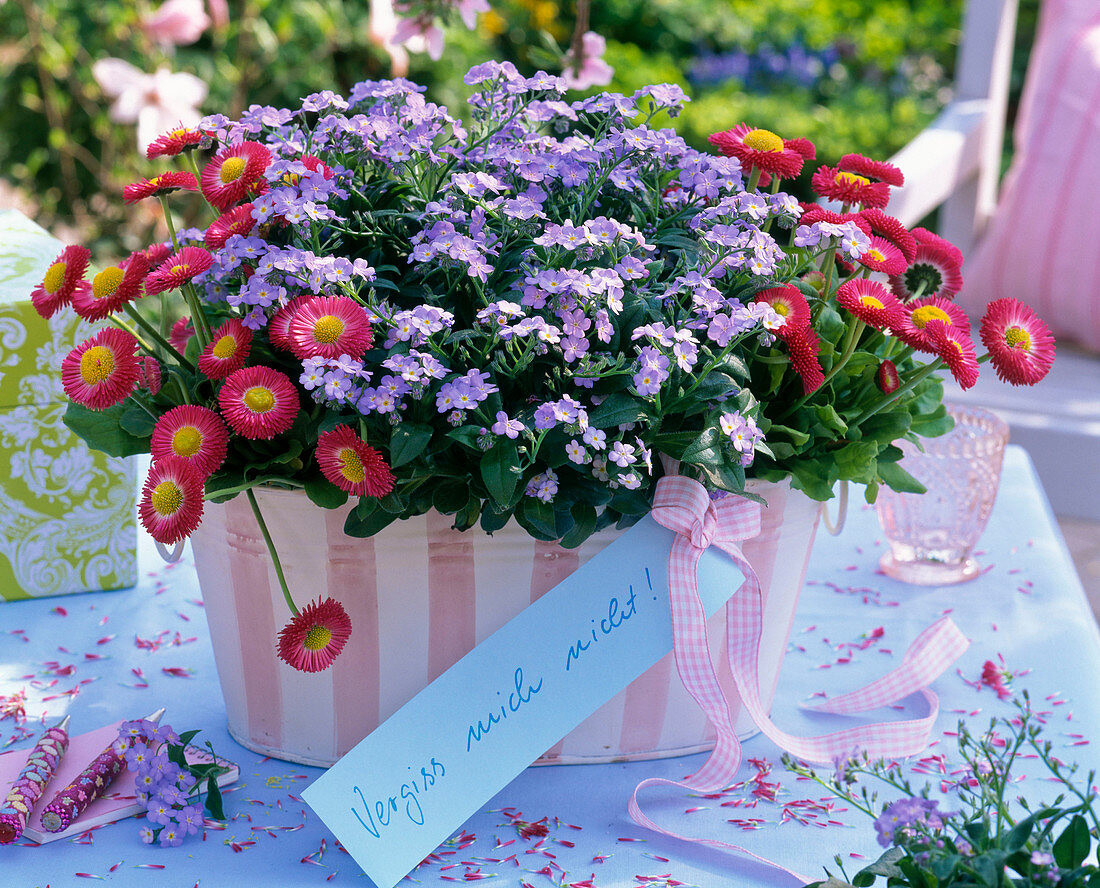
[122,171,198,204]
[145,246,214,296]
[858,209,917,263]
[30,245,91,318]
[139,356,163,395]
[200,142,272,211]
[894,296,972,352]
[287,295,374,361]
[785,325,825,395]
[784,137,816,161]
[198,318,253,380]
[276,597,353,674]
[799,205,872,235]
[708,123,807,180]
[888,228,964,302]
[855,236,908,275]
[267,295,311,352]
[142,242,173,267]
[146,124,206,159]
[877,359,900,394]
[71,253,149,322]
[170,317,195,353]
[218,365,299,439]
[811,165,892,209]
[138,456,206,545]
[752,285,810,339]
[204,204,257,249]
[836,279,907,330]
[60,327,140,410]
[315,425,396,497]
[151,405,230,478]
[979,298,1056,386]
[840,153,904,187]
[930,322,979,390]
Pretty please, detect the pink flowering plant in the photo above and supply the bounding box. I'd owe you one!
[36,61,1056,670]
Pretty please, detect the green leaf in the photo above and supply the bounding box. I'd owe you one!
[857,411,911,445]
[480,507,512,534]
[304,475,349,509]
[878,460,927,494]
[559,503,597,549]
[64,401,151,457]
[343,505,397,538]
[681,427,723,465]
[608,486,652,516]
[480,439,522,507]
[588,393,650,429]
[119,403,157,437]
[691,371,740,402]
[178,729,200,746]
[1002,814,1037,852]
[205,774,226,821]
[432,482,471,514]
[389,422,433,468]
[515,498,558,541]
[1055,815,1091,869]
[856,846,905,882]
[767,423,810,446]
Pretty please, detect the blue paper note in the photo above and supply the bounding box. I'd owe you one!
[302,514,743,888]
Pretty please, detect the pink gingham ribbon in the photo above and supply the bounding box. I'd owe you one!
[628,475,969,879]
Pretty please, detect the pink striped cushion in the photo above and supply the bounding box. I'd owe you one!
[960,0,1100,351]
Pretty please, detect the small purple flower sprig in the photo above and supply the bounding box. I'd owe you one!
[115,719,231,848]
[784,694,1100,888]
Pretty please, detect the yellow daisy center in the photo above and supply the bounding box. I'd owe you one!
[212,335,238,359]
[92,266,125,301]
[836,171,871,187]
[772,301,790,317]
[339,446,366,483]
[171,426,204,458]
[79,346,115,385]
[219,156,247,183]
[42,261,67,294]
[243,385,275,414]
[171,128,189,139]
[151,480,184,517]
[313,315,345,344]
[860,295,885,310]
[1005,326,1032,350]
[865,248,886,262]
[911,305,951,328]
[743,129,784,153]
[148,175,163,189]
[170,264,187,276]
[303,625,333,651]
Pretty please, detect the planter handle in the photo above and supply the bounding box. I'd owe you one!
[154,540,185,564]
[822,480,848,536]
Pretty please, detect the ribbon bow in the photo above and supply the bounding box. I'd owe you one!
[630,473,970,881]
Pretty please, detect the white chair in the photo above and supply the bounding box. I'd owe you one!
[885,0,1100,521]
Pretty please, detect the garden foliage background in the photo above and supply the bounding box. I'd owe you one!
[0,0,1038,264]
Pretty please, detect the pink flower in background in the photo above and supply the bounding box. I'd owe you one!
[369,0,410,75]
[206,0,229,29]
[92,58,207,153]
[454,0,490,29]
[562,31,614,91]
[142,0,210,47]
[390,0,487,61]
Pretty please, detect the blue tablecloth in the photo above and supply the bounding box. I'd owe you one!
[1,446,1097,888]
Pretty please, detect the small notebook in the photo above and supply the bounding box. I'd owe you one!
[0,720,239,844]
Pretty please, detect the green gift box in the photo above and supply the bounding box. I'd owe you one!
[0,210,137,600]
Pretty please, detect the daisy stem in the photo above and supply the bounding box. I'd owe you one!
[181,281,213,348]
[122,304,196,373]
[821,319,866,388]
[181,152,219,217]
[158,196,180,339]
[747,167,762,193]
[849,357,943,428]
[106,314,155,354]
[246,488,299,617]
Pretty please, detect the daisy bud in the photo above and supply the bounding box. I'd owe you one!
[877,359,901,395]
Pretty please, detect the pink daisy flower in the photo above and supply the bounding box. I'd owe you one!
[979,298,1056,386]
[889,227,965,302]
[836,279,907,331]
[150,405,229,477]
[839,153,903,186]
[786,326,824,394]
[708,123,807,180]
[204,204,257,249]
[198,318,252,380]
[855,236,908,275]
[930,322,980,390]
[315,425,395,497]
[200,141,272,211]
[138,456,206,545]
[30,245,91,318]
[170,316,195,353]
[139,356,163,395]
[287,295,374,361]
[146,124,206,159]
[752,285,810,338]
[145,246,214,296]
[217,365,299,439]
[858,209,917,263]
[894,296,972,353]
[122,171,198,204]
[877,359,900,394]
[60,327,140,410]
[141,242,173,267]
[267,295,312,352]
[71,253,149,322]
[276,597,352,673]
[798,204,872,235]
[811,165,891,209]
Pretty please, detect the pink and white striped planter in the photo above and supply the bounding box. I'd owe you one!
[189,479,822,767]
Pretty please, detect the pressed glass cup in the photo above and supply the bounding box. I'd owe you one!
[875,405,1009,585]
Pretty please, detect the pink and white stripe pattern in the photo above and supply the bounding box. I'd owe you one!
[629,474,969,877]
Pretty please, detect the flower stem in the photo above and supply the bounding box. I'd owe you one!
[122,304,196,372]
[849,357,943,428]
[246,488,299,617]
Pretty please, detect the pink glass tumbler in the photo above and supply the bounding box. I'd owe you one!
[875,405,1009,585]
